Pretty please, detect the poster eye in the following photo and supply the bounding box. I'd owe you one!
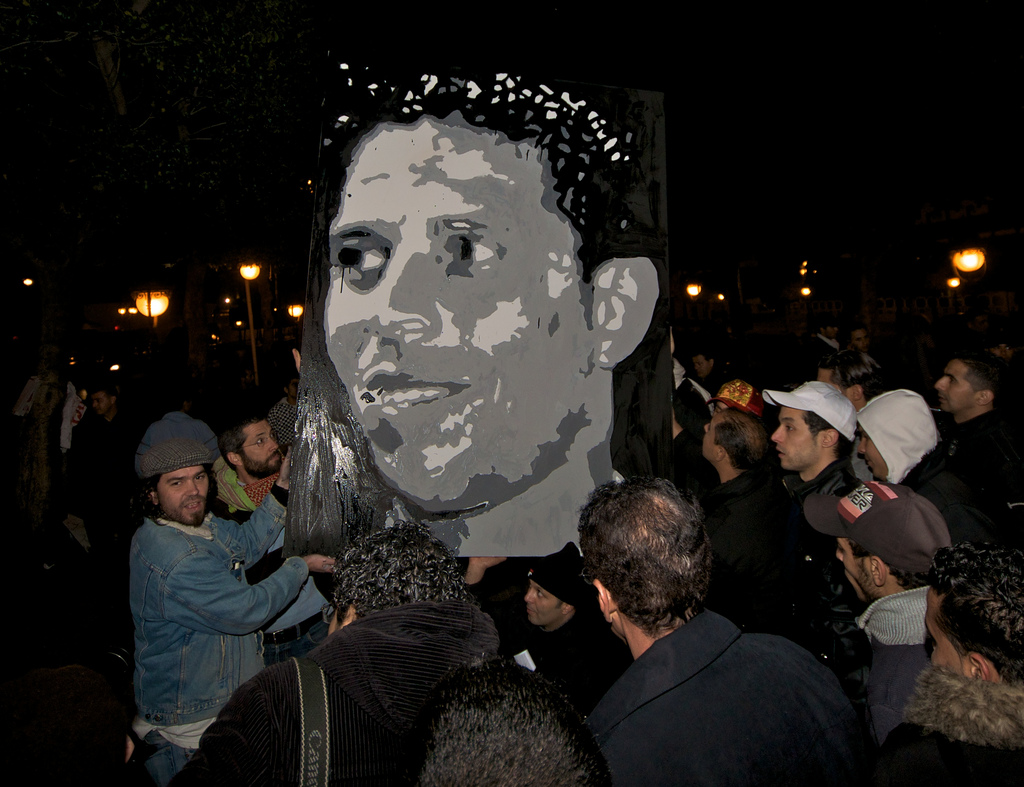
[363,249,389,271]
[336,247,363,268]
[336,244,389,270]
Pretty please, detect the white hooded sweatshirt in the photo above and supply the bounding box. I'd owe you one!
[857,389,939,483]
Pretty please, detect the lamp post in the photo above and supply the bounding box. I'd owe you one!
[133,290,170,327]
[239,263,261,386]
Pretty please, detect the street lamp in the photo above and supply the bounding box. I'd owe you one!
[133,290,170,327]
[686,284,702,297]
[947,277,961,288]
[952,248,985,273]
[240,263,261,386]
[800,287,812,297]
[287,304,304,319]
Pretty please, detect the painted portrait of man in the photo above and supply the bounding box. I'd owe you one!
[288,67,669,557]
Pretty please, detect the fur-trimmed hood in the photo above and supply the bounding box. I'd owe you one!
[904,667,1024,750]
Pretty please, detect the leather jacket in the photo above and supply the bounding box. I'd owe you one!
[784,458,871,715]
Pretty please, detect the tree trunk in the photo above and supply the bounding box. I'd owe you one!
[185,254,208,380]
[92,37,128,116]
[15,248,72,536]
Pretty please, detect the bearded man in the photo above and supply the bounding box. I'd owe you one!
[213,414,333,666]
[212,416,284,517]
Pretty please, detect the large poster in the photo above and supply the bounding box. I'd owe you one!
[288,65,670,557]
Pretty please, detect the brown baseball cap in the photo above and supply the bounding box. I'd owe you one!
[804,482,951,573]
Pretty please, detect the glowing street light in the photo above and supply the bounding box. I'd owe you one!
[952,249,985,273]
[134,291,169,318]
[686,284,702,297]
[717,293,725,301]
[23,278,33,286]
[947,277,961,288]
[287,304,304,319]
[239,263,261,386]
[800,287,812,297]
[133,290,170,326]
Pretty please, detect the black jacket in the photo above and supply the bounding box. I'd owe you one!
[936,410,1024,547]
[874,667,1024,787]
[903,450,1000,544]
[173,601,499,786]
[587,611,867,786]
[701,462,792,634]
[784,458,871,716]
[492,604,632,716]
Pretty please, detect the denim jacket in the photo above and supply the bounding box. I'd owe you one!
[130,491,307,726]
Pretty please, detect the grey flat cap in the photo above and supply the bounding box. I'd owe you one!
[140,438,214,479]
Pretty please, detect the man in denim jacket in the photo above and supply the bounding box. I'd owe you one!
[129,438,333,786]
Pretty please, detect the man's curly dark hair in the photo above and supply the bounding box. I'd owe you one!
[332,522,475,618]
[410,657,611,786]
[578,477,711,639]
[929,542,1024,683]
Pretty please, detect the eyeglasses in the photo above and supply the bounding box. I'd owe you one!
[321,603,336,625]
[242,436,275,449]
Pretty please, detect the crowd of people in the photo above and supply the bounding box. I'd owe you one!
[3,315,1022,786]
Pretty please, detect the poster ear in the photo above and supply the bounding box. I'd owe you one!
[590,257,659,368]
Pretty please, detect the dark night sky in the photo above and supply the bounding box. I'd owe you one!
[10,3,1022,303]
[477,3,1024,267]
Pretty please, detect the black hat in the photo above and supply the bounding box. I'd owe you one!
[527,543,589,608]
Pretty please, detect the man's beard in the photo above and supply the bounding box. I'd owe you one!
[161,494,209,528]
[241,450,282,481]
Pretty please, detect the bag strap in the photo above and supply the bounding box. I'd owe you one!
[293,656,330,787]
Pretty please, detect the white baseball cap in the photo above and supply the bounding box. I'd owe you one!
[763,381,858,441]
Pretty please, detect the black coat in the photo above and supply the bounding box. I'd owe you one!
[172,601,499,786]
[935,410,1024,547]
[701,462,792,635]
[493,604,633,716]
[587,611,867,786]
[903,450,1000,544]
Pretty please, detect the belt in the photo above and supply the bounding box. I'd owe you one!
[263,613,321,645]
